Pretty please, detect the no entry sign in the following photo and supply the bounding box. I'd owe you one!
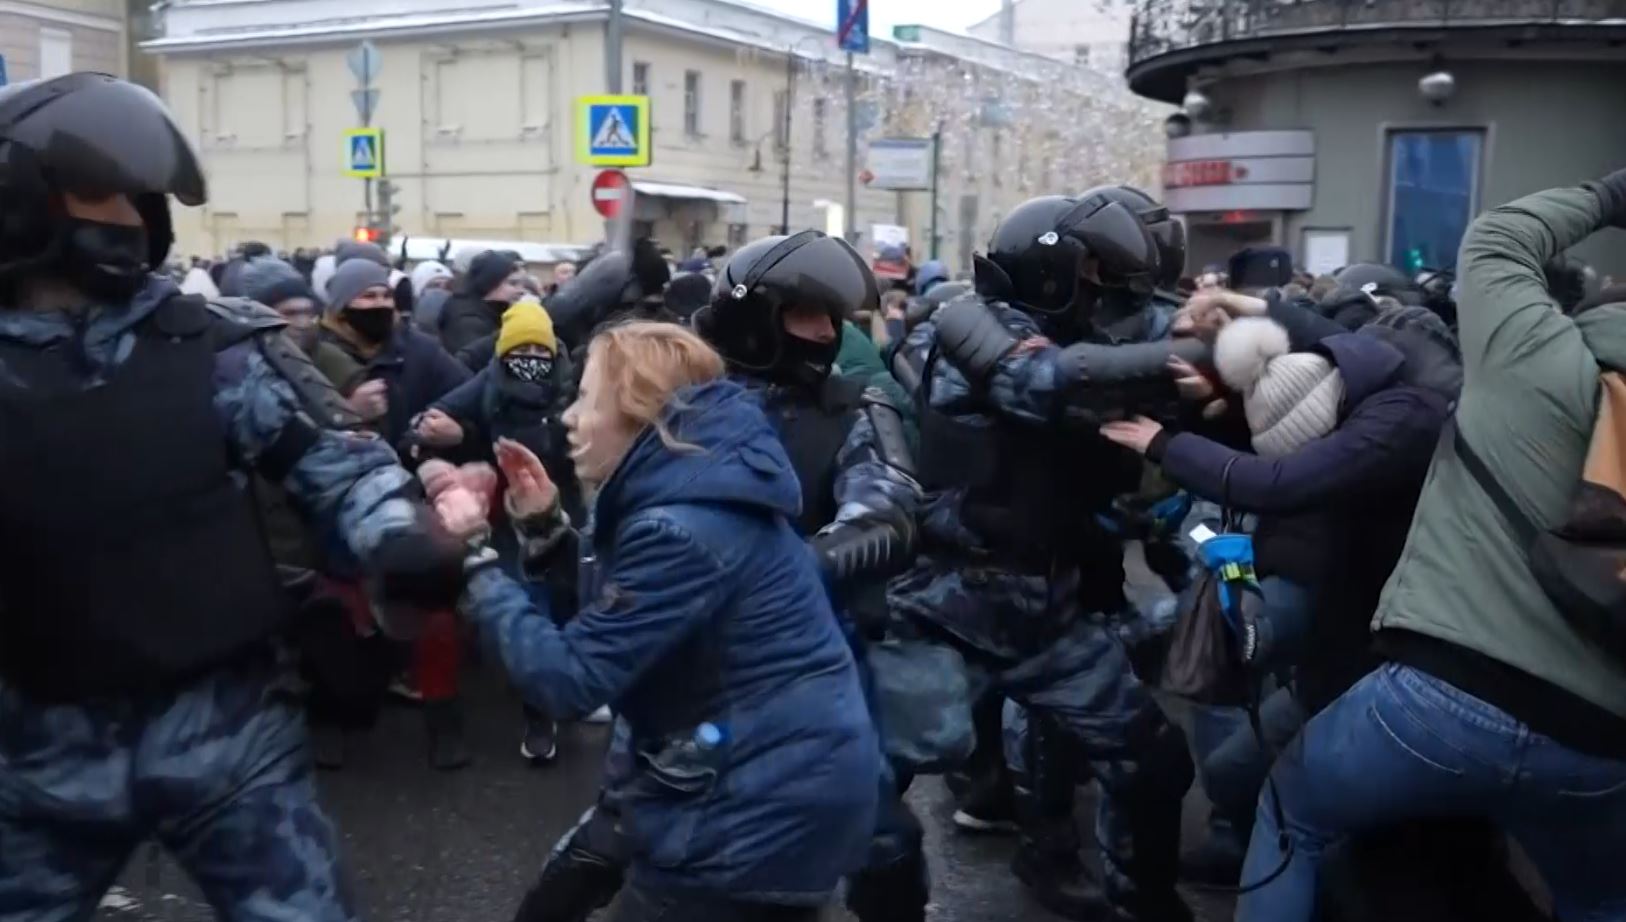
[591,169,631,219]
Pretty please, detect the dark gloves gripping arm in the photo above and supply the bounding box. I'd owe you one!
[811,511,917,586]
[1584,167,1626,229]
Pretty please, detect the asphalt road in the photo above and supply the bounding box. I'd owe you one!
[98,546,1232,921]
[96,666,1232,922]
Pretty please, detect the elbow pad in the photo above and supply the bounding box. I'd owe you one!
[812,515,917,585]
[934,298,1018,383]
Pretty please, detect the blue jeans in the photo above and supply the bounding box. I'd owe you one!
[1237,663,1626,922]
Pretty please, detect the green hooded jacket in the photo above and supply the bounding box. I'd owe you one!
[1373,184,1626,720]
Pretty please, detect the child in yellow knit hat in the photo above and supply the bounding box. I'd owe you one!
[496,300,557,367]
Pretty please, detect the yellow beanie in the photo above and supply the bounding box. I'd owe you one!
[496,301,557,357]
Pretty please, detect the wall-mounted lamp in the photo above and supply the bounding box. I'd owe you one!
[1181,89,1213,121]
[1419,70,1456,106]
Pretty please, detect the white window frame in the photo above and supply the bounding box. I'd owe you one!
[39,27,72,79]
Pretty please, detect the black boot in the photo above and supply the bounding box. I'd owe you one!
[846,847,929,922]
[1012,772,1109,921]
[310,722,347,771]
[952,766,1018,834]
[521,704,558,764]
[425,699,471,771]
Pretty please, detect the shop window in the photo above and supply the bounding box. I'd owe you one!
[1385,129,1484,273]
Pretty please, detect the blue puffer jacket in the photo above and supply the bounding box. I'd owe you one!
[461,378,879,904]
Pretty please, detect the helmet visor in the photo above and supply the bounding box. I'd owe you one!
[1059,197,1159,284]
[3,74,206,206]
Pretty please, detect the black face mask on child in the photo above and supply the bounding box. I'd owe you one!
[502,353,553,384]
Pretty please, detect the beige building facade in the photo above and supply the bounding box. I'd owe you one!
[1,0,126,83]
[146,0,1165,270]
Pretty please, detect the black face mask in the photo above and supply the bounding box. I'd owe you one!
[774,332,842,388]
[502,353,553,384]
[54,218,151,302]
[342,307,396,345]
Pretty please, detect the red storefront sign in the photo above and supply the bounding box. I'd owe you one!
[1163,159,1250,188]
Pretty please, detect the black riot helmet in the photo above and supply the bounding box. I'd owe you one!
[695,231,877,387]
[1080,184,1186,289]
[0,73,206,281]
[1332,263,1419,303]
[973,193,1160,317]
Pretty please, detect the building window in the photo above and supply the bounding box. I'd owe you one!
[730,80,746,144]
[812,99,828,158]
[631,62,649,97]
[683,70,701,137]
[772,90,788,152]
[1072,44,1090,66]
[1385,129,1484,273]
[39,27,72,79]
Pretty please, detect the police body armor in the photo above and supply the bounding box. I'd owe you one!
[0,296,288,700]
[765,374,865,536]
[915,325,1140,610]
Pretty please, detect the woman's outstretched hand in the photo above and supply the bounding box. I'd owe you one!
[496,438,559,520]
[419,459,499,541]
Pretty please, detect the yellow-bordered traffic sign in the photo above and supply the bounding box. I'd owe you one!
[343,128,385,178]
[577,95,651,167]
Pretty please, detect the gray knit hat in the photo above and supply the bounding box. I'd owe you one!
[325,258,391,314]
[1214,317,1344,457]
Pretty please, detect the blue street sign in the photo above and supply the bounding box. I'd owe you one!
[837,0,870,54]
[342,128,384,178]
[577,95,651,167]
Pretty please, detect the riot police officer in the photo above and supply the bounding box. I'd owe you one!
[0,73,467,920]
[701,230,925,920]
[510,231,926,922]
[887,192,1203,921]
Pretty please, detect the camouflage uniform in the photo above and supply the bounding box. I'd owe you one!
[0,278,428,922]
[886,295,1194,920]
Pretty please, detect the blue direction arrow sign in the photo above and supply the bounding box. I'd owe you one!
[837,0,869,54]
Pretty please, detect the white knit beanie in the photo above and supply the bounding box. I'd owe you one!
[1214,317,1345,457]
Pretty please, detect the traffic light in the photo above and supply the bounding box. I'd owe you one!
[353,226,380,244]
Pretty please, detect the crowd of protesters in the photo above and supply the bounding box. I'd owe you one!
[4,70,1626,922]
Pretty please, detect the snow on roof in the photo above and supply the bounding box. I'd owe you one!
[632,180,747,204]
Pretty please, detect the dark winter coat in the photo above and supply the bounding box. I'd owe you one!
[1153,332,1450,710]
[430,355,582,521]
[437,291,506,358]
[460,379,879,902]
[318,324,470,449]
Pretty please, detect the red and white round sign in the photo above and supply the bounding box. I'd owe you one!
[591,169,631,218]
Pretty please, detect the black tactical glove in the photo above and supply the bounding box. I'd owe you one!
[1584,167,1626,229]
[811,515,917,586]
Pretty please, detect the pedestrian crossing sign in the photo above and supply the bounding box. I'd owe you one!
[577,95,651,167]
[343,128,385,179]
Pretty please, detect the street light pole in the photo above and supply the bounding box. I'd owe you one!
[844,51,856,242]
[606,0,623,93]
[781,51,794,233]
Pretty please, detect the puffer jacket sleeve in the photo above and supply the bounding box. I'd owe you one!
[1457,186,1607,379]
[1159,388,1445,514]
[461,515,730,719]
[214,334,422,561]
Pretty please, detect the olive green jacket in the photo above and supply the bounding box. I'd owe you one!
[1373,185,1626,718]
